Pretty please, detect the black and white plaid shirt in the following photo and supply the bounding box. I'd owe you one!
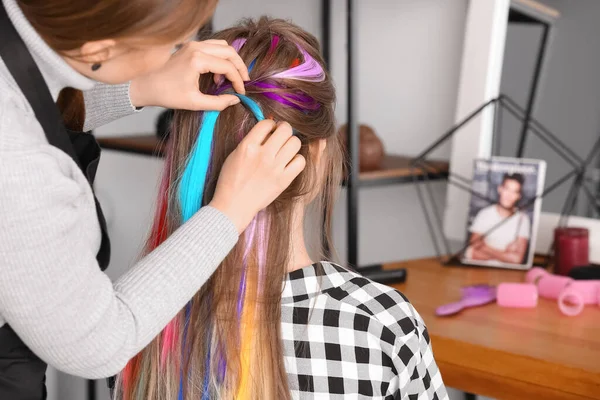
[280,262,448,399]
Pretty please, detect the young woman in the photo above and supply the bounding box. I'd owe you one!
[0,0,305,398]
[118,18,448,400]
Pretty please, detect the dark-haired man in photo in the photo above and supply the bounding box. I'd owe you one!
[466,173,531,264]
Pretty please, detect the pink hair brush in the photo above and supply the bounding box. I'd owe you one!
[435,285,497,316]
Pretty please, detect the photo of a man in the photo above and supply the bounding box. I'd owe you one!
[465,173,531,265]
[462,158,545,270]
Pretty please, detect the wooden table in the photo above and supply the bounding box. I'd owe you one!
[386,258,600,400]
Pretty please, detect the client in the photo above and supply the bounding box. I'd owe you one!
[116,17,448,400]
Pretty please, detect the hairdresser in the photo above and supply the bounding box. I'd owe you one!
[0,0,306,398]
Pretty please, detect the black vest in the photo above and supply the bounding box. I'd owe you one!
[0,2,111,399]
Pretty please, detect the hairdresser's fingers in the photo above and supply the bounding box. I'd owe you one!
[281,154,307,184]
[263,122,294,156]
[196,42,250,81]
[201,39,249,86]
[192,52,246,95]
[242,119,277,146]
[203,39,250,85]
[202,39,229,46]
[202,39,235,85]
[275,135,302,166]
[190,92,240,111]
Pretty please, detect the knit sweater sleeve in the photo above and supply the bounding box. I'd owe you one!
[83,83,141,132]
[0,147,238,379]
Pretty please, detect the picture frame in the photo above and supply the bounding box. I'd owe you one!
[461,157,546,270]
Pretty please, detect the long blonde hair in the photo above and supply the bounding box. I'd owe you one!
[116,17,341,400]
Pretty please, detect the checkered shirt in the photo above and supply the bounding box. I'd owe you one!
[280,262,448,400]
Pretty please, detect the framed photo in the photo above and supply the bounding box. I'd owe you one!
[461,157,547,270]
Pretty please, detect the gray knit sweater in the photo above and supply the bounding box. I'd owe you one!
[0,0,238,379]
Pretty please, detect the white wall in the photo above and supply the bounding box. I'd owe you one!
[445,0,510,241]
[51,1,468,399]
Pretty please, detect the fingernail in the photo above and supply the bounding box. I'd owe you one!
[230,97,240,105]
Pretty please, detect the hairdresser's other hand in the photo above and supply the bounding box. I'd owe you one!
[130,40,250,111]
[209,120,305,233]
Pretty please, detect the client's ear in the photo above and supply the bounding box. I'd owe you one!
[70,40,118,64]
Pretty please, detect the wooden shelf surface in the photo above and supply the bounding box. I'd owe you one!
[97,135,167,157]
[359,154,449,182]
[98,135,450,184]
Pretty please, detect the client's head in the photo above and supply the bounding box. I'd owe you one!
[117,17,340,400]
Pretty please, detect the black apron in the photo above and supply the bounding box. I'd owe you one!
[0,2,111,399]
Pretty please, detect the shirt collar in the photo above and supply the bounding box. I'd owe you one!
[281,262,357,304]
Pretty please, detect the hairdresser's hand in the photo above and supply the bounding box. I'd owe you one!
[130,40,250,111]
[209,120,305,233]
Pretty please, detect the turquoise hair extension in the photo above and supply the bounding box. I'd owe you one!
[178,94,265,223]
[237,94,265,122]
[178,110,218,223]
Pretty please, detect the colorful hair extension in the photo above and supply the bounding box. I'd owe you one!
[253,82,320,111]
[235,261,258,399]
[178,96,266,221]
[178,303,191,400]
[121,356,141,400]
[255,212,270,292]
[236,211,269,400]
[268,35,280,55]
[121,147,176,399]
[216,79,320,111]
[148,149,173,250]
[271,46,325,82]
[248,58,257,73]
[238,217,257,315]
[217,38,247,87]
[179,110,219,221]
[231,37,247,52]
[175,94,266,399]
[160,319,179,369]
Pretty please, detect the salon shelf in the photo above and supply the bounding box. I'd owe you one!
[355,155,449,187]
[97,135,450,186]
[97,134,167,157]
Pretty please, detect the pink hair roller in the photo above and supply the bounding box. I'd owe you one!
[537,275,573,299]
[497,283,538,308]
[525,267,548,284]
[569,281,600,305]
[557,281,599,316]
[558,286,584,316]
